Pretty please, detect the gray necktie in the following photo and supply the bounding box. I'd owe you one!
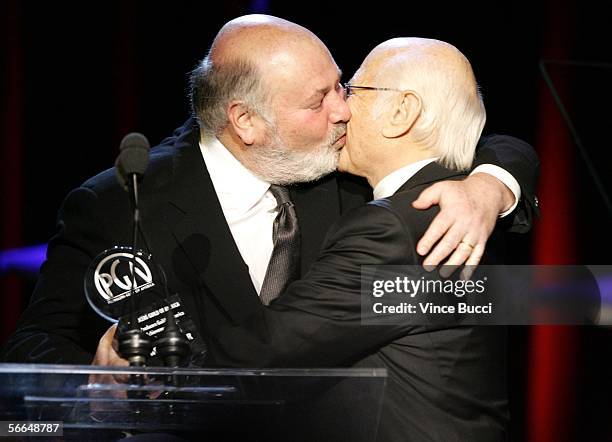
[259,185,301,305]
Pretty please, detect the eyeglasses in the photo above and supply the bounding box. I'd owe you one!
[343,83,403,98]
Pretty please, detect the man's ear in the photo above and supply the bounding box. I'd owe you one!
[227,101,258,145]
[381,90,422,139]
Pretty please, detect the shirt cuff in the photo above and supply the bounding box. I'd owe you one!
[470,164,521,218]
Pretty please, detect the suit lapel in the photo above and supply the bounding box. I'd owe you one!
[292,175,342,276]
[394,162,467,194]
[165,122,261,323]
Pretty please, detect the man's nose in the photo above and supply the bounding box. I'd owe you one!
[329,90,351,123]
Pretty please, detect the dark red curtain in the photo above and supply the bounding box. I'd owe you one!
[0,2,139,342]
[528,1,579,441]
[1,0,24,341]
[115,1,139,138]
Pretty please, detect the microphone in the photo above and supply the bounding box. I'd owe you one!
[115,132,152,368]
[115,132,150,190]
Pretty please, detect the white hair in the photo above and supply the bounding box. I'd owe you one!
[372,44,486,171]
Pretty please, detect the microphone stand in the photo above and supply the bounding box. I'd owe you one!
[111,132,190,403]
[117,173,153,388]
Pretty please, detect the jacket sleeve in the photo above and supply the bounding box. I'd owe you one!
[0,186,112,364]
[473,134,540,233]
[207,202,421,368]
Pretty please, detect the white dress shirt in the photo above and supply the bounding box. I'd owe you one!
[373,158,440,199]
[200,138,278,295]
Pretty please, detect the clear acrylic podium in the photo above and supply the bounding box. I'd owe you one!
[0,363,386,441]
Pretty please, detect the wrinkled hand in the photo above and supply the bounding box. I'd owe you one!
[412,173,514,277]
[90,324,129,384]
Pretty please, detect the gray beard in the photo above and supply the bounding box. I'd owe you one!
[248,124,345,185]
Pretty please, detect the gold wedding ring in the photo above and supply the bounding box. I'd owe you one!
[459,240,475,249]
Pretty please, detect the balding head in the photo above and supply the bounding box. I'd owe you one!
[346,37,485,173]
[209,15,324,68]
[190,14,335,137]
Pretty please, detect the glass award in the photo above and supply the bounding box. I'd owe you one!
[84,246,207,364]
[84,246,165,323]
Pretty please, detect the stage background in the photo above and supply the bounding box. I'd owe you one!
[1,1,611,440]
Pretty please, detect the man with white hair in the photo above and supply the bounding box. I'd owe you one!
[207,37,509,441]
[340,37,486,186]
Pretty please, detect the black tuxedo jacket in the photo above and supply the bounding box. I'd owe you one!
[1,118,537,365]
[208,162,509,442]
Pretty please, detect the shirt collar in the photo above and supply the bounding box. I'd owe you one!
[199,137,271,213]
[373,158,439,200]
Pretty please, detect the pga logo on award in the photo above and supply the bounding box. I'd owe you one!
[93,248,155,304]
